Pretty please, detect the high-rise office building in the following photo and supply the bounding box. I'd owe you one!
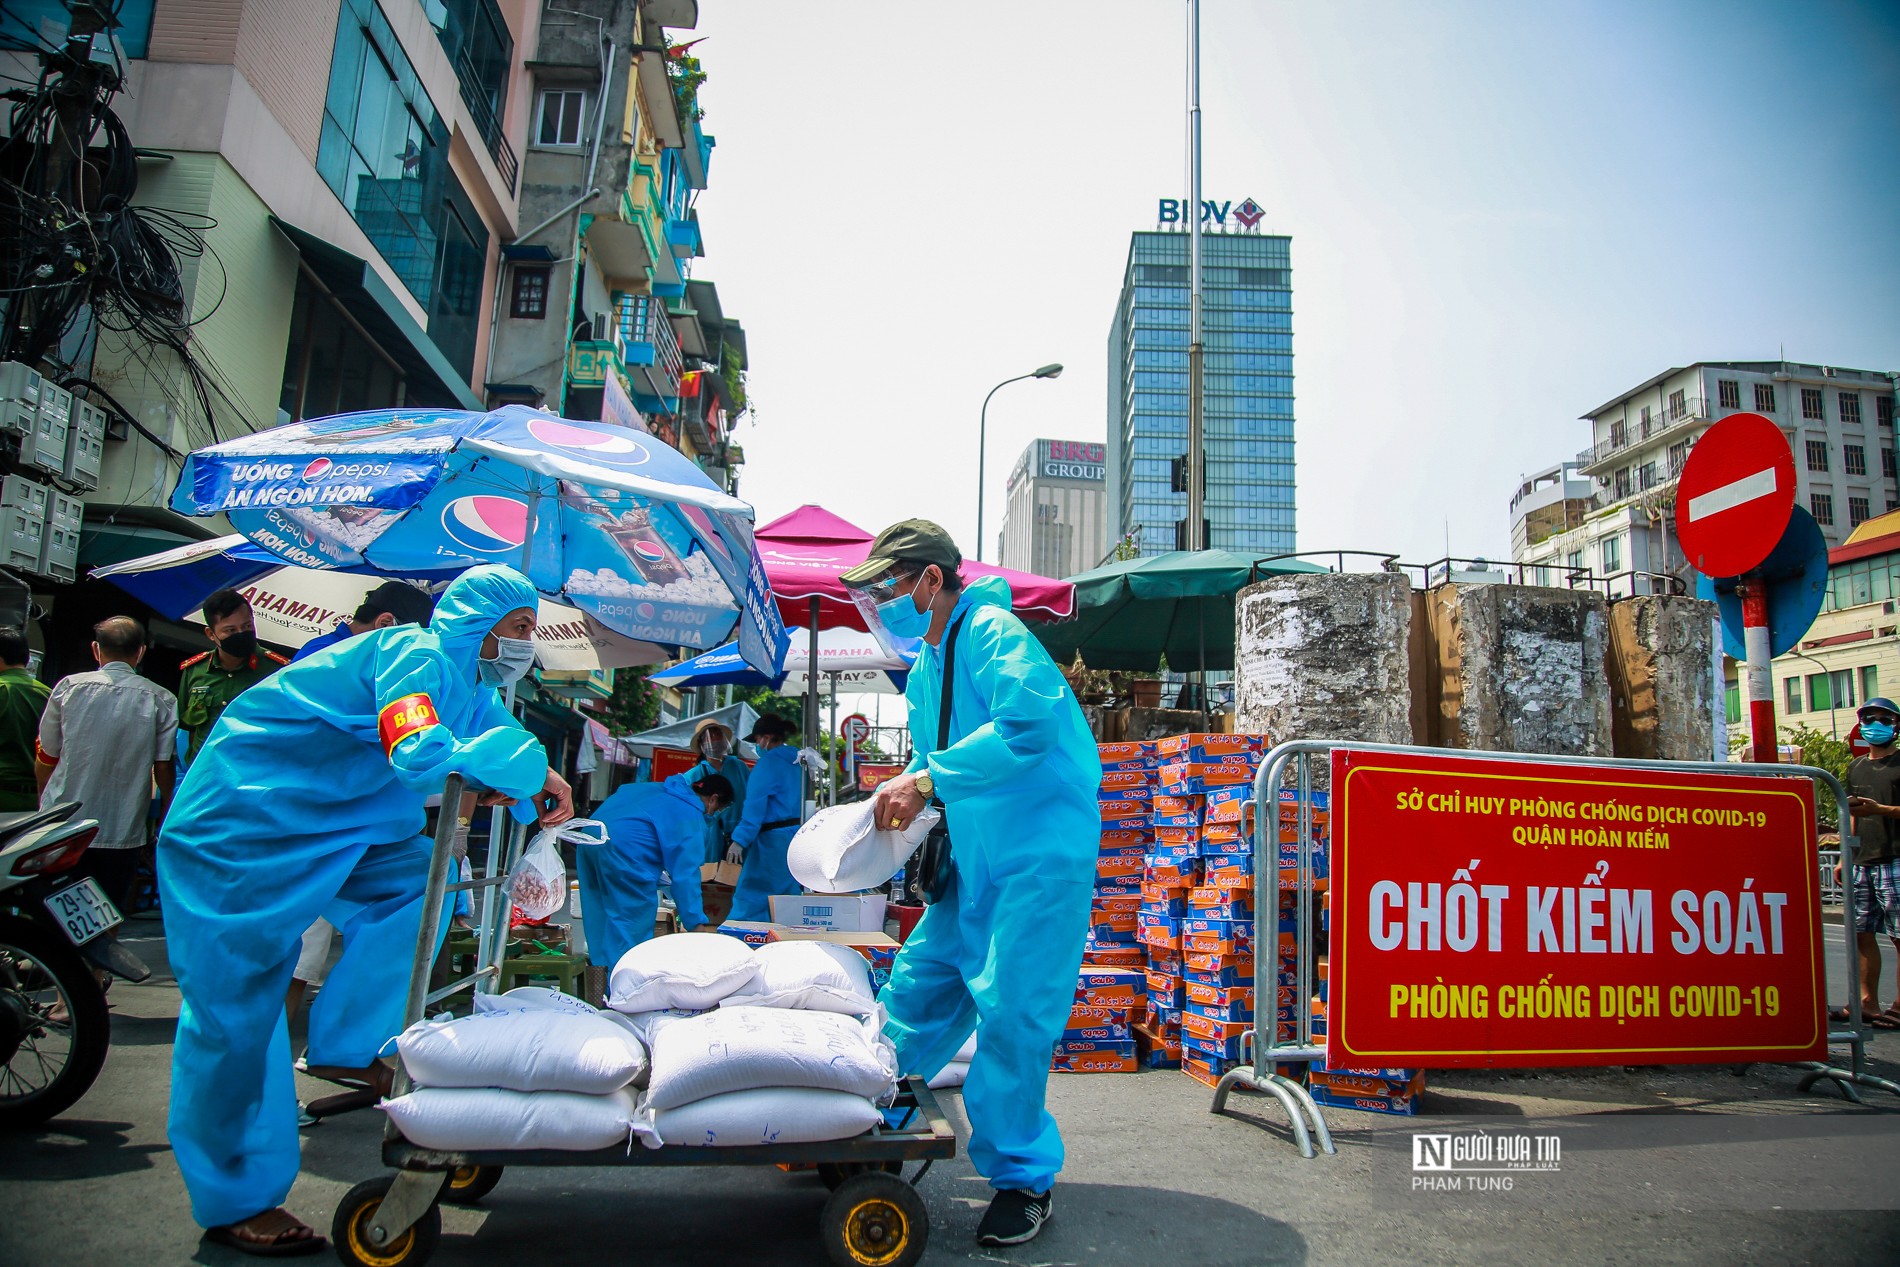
[1105,219,1295,558]
[996,439,1107,578]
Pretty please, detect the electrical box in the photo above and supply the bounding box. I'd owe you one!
[0,475,49,575]
[19,380,70,476]
[0,362,41,437]
[65,397,105,491]
[37,491,81,584]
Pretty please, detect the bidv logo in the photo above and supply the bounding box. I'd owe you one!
[441,496,528,554]
[527,417,650,465]
[301,457,393,484]
[1156,195,1268,231]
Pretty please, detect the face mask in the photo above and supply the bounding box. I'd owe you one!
[877,587,932,641]
[704,739,730,761]
[1864,721,1897,746]
[219,630,257,660]
[479,635,537,686]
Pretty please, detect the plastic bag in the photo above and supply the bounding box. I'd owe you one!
[508,819,606,921]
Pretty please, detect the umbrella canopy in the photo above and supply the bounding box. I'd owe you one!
[168,405,788,673]
[756,504,1075,632]
[1032,549,1330,672]
[620,701,763,759]
[649,625,914,696]
[90,534,667,673]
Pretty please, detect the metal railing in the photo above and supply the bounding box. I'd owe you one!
[1576,397,1708,467]
[454,47,519,195]
[619,295,683,399]
[1819,847,1843,907]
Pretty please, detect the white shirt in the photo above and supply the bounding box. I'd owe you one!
[39,660,179,849]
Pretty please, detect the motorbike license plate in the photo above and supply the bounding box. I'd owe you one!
[44,877,123,946]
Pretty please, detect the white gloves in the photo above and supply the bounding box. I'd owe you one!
[796,746,826,774]
[725,842,745,865]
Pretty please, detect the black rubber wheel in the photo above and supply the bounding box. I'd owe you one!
[331,1176,441,1267]
[439,1164,503,1206]
[821,1170,928,1267]
[0,914,110,1130]
[817,1160,903,1191]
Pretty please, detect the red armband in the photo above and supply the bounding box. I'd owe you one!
[34,739,56,769]
[378,693,441,756]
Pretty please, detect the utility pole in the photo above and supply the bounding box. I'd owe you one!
[1185,0,1205,555]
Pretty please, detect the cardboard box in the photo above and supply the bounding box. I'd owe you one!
[1154,733,1266,763]
[1099,813,1152,834]
[1095,875,1142,897]
[1098,770,1156,795]
[1096,740,1155,767]
[1158,762,1255,795]
[1081,943,1146,968]
[1067,1002,1133,1029]
[1099,828,1152,849]
[1184,979,1254,1009]
[1144,856,1199,885]
[1051,1048,1139,1074]
[700,860,744,887]
[1183,952,1255,985]
[1096,847,1146,879]
[769,894,888,932]
[1307,1085,1419,1115]
[1204,785,1251,823]
[1180,1028,1247,1063]
[713,919,782,947]
[1181,917,1252,956]
[1073,966,1145,1006]
[1181,1052,1241,1088]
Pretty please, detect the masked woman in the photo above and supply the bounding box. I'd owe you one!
[725,714,803,921]
[684,718,748,865]
[580,771,735,966]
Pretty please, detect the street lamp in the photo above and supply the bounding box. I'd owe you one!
[976,363,1063,562]
[1784,650,1840,740]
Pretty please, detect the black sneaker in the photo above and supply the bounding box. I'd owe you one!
[976,1187,1052,1247]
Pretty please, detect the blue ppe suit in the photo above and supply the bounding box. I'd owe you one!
[685,753,749,865]
[880,575,1099,1194]
[292,622,354,662]
[580,774,709,968]
[160,566,550,1230]
[727,743,801,921]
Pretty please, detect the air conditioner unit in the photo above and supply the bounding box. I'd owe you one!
[592,313,610,342]
[1824,367,1838,378]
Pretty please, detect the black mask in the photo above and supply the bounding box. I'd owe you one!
[219,630,257,660]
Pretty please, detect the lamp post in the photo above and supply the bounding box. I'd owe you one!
[1785,650,1839,740]
[976,363,1063,562]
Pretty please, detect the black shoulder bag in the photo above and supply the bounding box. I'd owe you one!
[908,612,968,906]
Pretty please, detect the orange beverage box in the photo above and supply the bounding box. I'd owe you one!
[1074,966,1145,1005]
[1141,877,1191,903]
[1180,1053,1238,1089]
[1183,949,1254,977]
[1099,798,1150,820]
[1158,762,1254,794]
[1096,848,1145,879]
[1067,1002,1133,1029]
[1181,1011,1249,1043]
[1151,794,1203,817]
[1097,740,1154,766]
[1099,769,1156,793]
[1051,1049,1138,1074]
[1153,825,1202,848]
[1082,945,1146,968]
[1100,828,1151,849]
[1185,979,1255,1008]
[1202,822,1245,845]
[1154,733,1265,762]
[1309,1070,1426,1097]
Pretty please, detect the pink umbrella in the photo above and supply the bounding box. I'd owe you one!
[756,504,1075,632]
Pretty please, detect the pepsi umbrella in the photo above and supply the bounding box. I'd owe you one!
[169,406,788,673]
[649,625,914,696]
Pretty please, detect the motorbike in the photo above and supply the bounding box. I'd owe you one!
[0,802,150,1129]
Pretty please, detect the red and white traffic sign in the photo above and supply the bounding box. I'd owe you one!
[1673,411,1796,579]
[840,713,871,750]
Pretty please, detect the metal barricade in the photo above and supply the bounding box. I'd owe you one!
[1818,848,1843,908]
[1210,740,1900,1157]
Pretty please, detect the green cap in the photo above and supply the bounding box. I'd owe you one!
[840,519,963,588]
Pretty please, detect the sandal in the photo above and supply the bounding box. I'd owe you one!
[205,1208,326,1257]
[1870,1008,1900,1031]
[1827,1006,1885,1025]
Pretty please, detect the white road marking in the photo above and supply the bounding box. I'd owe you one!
[1688,467,1778,521]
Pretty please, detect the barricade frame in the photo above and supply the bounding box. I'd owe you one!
[1210,739,1900,1158]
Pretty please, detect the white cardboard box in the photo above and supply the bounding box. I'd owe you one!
[769,893,888,933]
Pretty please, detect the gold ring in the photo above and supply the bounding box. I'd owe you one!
[888,817,902,829]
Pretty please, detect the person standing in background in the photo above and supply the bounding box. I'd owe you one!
[725,714,802,921]
[35,617,178,913]
[178,590,285,769]
[0,625,48,812]
[581,772,734,966]
[684,718,748,865]
[294,582,436,663]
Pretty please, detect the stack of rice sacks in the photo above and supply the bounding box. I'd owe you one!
[607,932,898,1146]
[1054,741,1154,1073]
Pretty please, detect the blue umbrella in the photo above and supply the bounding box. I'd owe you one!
[169,405,788,673]
[651,625,914,696]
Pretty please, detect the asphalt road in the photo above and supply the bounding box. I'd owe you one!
[2,921,1897,1267]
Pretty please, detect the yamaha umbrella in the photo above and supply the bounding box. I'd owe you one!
[169,406,788,673]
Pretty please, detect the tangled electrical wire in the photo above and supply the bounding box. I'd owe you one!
[0,4,240,447]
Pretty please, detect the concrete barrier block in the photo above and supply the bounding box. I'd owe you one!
[1234,572,1415,746]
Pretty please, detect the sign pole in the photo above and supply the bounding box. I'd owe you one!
[1741,572,1778,764]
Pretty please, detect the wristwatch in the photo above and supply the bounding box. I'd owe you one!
[915,772,935,801]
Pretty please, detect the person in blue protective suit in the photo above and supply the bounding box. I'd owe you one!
[849,520,1097,1249]
[159,565,574,1257]
[683,717,748,866]
[580,771,735,967]
[725,713,804,921]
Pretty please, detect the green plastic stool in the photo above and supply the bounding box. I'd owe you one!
[496,949,584,997]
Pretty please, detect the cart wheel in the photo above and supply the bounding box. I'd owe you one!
[821,1170,928,1267]
[439,1164,503,1206]
[332,1176,441,1267]
[817,1160,903,1191]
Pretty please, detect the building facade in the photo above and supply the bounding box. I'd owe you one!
[1105,217,1295,560]
[996,439,1106,579]
[1514,362,1900,597]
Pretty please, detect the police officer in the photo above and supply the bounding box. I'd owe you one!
[178,589,285,768]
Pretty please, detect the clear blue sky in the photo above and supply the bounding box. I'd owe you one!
[692,0,1899,566]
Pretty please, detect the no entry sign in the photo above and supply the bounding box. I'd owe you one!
[1327,749,1826,1068]
[1673,411,1796,578]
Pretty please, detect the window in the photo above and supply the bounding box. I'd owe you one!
[1830,669,1858,712]
[1613,467,1631,500]
[1639,405,1653,436]
[1880,397,1895,428]
[1806,439,1830,472]
[1840,392,1862,426]
[1862,665,1880,703]
[0,0,154,58]
[1885,448,1896,481]
[1784,678,1802,715]
[509,266,550,319]
[1667,439,1691,475]
[1669,389,1687,420]
[1567,550,1583,572]
[1811,493,1835,525]
[1609,420,1627,449]
[1601,535,1622,573]
[1726,684,1741,725]
[1802,388,1825,420]
[1718,379,1740,410]
[1755,383,1776,413]
[1808,673,1830,712]
[1846,443,1867,475]
[1638,461,1658,490]
[1851,496,1871,527]
[431,0,514,163]
[537,89,588,146]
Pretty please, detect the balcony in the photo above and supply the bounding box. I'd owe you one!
[1574,396,1708,473]
[566,336,630,391]
[619,295,683,415]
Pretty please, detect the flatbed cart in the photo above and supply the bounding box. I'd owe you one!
[330,775,957,1267]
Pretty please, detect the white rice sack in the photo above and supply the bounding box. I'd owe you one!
[637,1087,880,1149]
[928,1060,970,1091]
[720,940,876,1016]
[643,1006,897,1111]
[608,932,760,1014]
[954,1032,977,1063]
[473,986,598,1016]
[382,1087,636,1151]
[396,1007,647,1094]
[787,800,940,894]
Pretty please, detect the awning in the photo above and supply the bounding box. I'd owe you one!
[78,511,221,572]
[270,217,483,411]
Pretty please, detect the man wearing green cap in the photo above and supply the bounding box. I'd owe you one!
[844,519,1098,1248]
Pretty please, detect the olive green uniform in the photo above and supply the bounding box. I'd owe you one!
[0,664,49,811]
[177,650,287,768]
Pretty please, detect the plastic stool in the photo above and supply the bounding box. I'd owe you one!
[496,949,584,996]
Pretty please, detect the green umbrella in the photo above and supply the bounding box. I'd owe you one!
[1032,549,1329,672]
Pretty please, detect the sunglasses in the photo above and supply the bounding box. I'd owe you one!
[862,569,922,605]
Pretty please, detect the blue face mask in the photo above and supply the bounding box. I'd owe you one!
[877,589,932,641]
[1863,720,1897,746]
